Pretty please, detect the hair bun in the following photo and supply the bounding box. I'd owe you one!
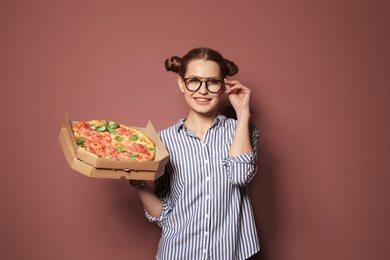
[165,56,182,73]
[224,59,239,76]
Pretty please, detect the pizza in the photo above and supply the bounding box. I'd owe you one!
[72,119,155,162]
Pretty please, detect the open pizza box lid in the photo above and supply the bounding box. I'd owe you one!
[59,113,170,180]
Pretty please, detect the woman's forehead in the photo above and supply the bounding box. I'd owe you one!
[185,59,221,78]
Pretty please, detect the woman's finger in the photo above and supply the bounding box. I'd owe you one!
[224,79,241,87]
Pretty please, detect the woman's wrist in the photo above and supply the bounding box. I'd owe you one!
[236,109,251,121]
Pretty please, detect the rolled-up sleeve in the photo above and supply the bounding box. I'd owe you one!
[144,196,172,224]
[143,162,174,225]
[222,122,259,186]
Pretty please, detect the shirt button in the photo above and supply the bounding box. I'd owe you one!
[206,195,210,200]
[205,214,209,218]
[204,231,209,236]
[206,177,210,181]
[205,159,209,164]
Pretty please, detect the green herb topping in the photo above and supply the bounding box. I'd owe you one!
[115,146,126,152]
[90,120,120,134]
[114,136,125,142]
[76,137,86,147]
[129,153,139,160]
[130,135,139,141]
[144,145,155,152]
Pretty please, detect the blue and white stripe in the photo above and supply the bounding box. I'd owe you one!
[145,114,260,260]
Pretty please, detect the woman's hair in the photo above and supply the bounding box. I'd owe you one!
[165,47,238,78]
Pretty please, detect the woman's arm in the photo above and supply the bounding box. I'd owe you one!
[130,180,163,218]
[224,79,253,156]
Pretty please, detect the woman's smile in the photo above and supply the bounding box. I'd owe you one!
[194,96,212,104]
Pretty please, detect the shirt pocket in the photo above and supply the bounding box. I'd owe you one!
[210,143,229,168]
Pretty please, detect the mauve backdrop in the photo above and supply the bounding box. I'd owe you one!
[1,1,389,259]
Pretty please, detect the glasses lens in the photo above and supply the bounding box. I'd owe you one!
[185,78,202,92]
[206,79,223,93]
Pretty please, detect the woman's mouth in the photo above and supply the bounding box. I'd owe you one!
[194,97,211,104]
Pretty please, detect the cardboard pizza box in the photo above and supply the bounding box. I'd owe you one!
[58,113,169,180]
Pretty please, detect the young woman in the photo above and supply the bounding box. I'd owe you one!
[130,47,260,259]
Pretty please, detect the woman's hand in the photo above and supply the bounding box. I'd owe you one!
[224,79,252,118]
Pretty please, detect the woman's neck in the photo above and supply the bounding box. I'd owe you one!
[184,111,219,139]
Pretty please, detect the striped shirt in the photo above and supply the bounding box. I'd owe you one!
[145,114,260,260]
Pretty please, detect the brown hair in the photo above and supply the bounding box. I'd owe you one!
[165,47,238,78]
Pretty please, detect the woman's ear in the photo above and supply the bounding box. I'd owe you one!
[177,76,185,93]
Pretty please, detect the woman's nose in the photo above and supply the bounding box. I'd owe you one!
[197,82,209,94]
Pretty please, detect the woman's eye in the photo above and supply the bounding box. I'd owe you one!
[188,78,200,83]
[209,79,219,84]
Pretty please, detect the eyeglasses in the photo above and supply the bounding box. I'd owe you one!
[182,77,224,94]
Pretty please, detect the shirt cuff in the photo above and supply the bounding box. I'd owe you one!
[222,151,255,166]
[144,200,172,224]
[222,151,257,186]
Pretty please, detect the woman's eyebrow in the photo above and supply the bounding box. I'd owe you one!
[185,75,220,79]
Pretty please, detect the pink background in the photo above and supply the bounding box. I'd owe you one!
[1,1,389,259]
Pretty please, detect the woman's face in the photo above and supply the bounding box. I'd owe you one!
[177,59,223,117]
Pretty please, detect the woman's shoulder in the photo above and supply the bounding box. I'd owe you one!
[158,119,185,136]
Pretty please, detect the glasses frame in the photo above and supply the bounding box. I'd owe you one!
[182,77,225,94]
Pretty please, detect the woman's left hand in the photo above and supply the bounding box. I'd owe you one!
[224,79,252,114]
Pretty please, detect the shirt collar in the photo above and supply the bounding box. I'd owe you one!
[175,114,226,132]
